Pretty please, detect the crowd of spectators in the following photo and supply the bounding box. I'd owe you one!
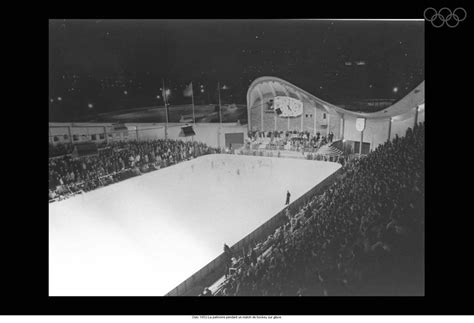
[246,130,335,153]
[49,143,74,157]
[306,153,345,164]
[213,122,424,296]
[49,139,220,202]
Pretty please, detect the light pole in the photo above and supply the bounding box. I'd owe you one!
[162,80,170,140]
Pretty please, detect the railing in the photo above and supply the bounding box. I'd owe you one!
[49,167,141,203]
[165,165,343,296]
[235,148,344,163]
[49,157,185,203]
[212,209,313,295]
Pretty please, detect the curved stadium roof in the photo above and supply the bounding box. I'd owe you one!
[247,76,424,120]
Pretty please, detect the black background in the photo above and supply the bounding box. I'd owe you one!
[3,0,473,315]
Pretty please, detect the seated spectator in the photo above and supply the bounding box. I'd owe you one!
[49,138,219,202]
[201,287,212,296]
[215,123,424,296]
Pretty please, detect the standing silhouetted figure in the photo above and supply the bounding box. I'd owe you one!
[286,190,291,205]
[224,243,233,263]
[223,243,233,278]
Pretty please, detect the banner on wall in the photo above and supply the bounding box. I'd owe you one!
[356,118,366,132]
[179,125,196,137]
[112,123,128,132]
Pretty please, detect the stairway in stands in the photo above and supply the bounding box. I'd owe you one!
[315,140,344,158]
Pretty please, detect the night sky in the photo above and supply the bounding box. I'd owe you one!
[49,19,424,121]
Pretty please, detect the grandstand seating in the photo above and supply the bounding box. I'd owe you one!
[49,139,221,203]
[314,142,344,158]
[207,122,424,296]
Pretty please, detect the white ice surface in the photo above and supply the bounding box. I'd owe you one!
[49,154,341,296]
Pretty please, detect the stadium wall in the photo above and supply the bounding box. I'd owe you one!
[250,100,423,153]
[342,104,424,151]
[166,163,343,296]
[49,122,248,149]
[343,117,391,151]
[249,98,340,137]
[247,77,424,153]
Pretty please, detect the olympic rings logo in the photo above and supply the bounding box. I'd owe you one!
[424,7,467,28]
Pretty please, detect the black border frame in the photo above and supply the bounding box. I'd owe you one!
[5,0,473,314]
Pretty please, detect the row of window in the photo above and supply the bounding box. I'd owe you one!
[304,113,326,119]
[51,132,130,142]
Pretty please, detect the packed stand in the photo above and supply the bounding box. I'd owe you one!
[49,143,74,158]
[49,139,220,202]
[246,130,335,153]
[213,123,424,296]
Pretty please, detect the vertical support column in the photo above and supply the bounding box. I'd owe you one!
[414,105,419,127]
[295,93,304,132]
[300,110,304,131]
[360,130,364,155]
[68,126,73,144]
[327,113,330,137]
[247,92,251,132]
[49,126,53,144]
[268,82,277,132]
[136,126,139,140]
[387,117,392,142]
[104,126,108,144]
[218,81,222,130]
[340,114,345,140]
[256,86,264,131]
[220,127,223,149]
[287,116,290,131]
[313,106,317,135]
[281,85,290,132]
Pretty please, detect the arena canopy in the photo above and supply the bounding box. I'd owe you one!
[246,76,424,150]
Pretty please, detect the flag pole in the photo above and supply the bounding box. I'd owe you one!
[162,78,168,140]
[218,81,222,125]
[217,81,222,149]
[191,82,195,125]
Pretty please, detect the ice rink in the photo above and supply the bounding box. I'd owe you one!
[49,154,341,296]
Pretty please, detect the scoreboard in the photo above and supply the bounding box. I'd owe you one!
[273,96,303,117]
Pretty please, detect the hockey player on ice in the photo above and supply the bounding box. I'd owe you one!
[285,190,291,205]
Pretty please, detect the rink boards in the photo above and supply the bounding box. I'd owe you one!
[49,154,341,296]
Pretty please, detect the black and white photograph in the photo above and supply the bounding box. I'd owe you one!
[48,19,425,297]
